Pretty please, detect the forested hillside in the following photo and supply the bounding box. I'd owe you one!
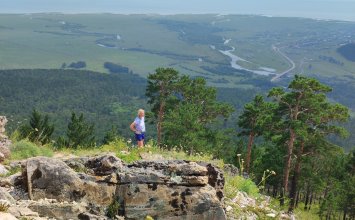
[0,69,147,140]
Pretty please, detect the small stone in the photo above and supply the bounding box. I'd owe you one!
[267,213,276,218]
[0,164,9,175]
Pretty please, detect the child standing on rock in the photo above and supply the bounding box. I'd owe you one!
[130,109,145,148]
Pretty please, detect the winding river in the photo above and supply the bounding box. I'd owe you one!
[219,47,276,76]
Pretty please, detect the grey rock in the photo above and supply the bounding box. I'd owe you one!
[223,164,239,176]
[16,155,226,220]
[198,162,225,201]
[24,157,116,208]
[0,164,9,175]
[77,212,108,220]
[116,184,226,220]
[8,206,39,218]
[0,187,16,204]
[0,173,24,188]
[0,116,8,134]
[0,140,11,162]
[28,201,87,220]
[0,116,11,162]
[65,154,124,176]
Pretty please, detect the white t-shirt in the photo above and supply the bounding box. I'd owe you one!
[134,117,145,134]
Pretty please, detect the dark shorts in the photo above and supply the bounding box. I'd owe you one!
[135,133,145,141]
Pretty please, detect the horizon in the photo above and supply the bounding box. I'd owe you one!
[1,0,355,21]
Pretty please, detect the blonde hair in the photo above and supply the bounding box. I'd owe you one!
[138,109,145,116]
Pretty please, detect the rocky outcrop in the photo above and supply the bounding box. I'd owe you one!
[0,116,7,138]
[2,155,226,220]
[0,116,11,162]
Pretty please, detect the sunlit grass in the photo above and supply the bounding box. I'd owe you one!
[294,203,320,220]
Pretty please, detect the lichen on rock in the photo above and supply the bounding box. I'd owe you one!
[1,154,227,220]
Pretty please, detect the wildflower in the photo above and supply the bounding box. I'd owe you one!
[271,171,276,175]
[127,139,132,144]
[237,154,241,157]
[35,128,39,132]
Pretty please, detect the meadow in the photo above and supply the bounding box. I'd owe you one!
[1,13,354,89]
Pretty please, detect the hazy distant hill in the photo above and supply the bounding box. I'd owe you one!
[337,43,355,62]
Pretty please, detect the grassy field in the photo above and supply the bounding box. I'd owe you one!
[1,13,355,89]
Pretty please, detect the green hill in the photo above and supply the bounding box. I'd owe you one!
[0,69,147,140]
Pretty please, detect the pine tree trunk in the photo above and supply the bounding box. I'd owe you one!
[245,131,255,174]
[343,208,347,220]
[289,141,304,212]
[272,185,278,198]
[296,190,300,207]
[304,184,310,210]
[157,103,165,146]
[281,128,296,205]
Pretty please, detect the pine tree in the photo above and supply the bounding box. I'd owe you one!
[164,76,234,154]
[268,75,349,207]
[66,112,95,149]
[146,68,180,146]
[103,125,119,144]
[238,95,276,173]
[20,109,54,145]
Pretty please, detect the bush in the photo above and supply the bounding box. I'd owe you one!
[68,61,86,69]
[10,140,54,160]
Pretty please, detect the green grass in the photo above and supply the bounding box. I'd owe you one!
[224,175,260,198]
[54,138,219,164]
[294,203,321,220]
[9,139,54,161]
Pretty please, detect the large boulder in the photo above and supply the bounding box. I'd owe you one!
[17,155,226,220]
[23,157,116,207]
[116,160,226,220]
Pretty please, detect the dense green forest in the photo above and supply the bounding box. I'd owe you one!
[0,69,147,140]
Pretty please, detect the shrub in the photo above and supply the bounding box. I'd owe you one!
[68,61,86,69]
[106,198,121,218]
[0,200,10,212]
